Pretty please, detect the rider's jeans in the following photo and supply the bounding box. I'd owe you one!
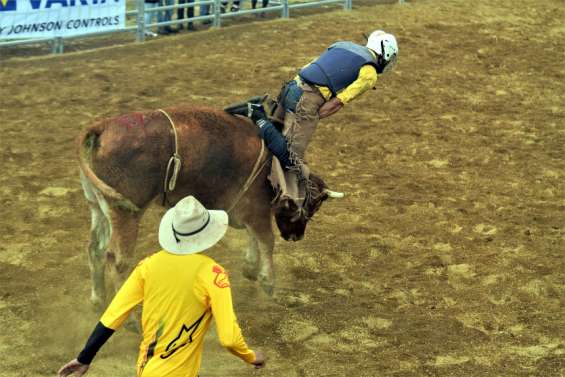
[281,80,304,113]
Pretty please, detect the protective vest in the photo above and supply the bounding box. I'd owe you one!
[299,41,377,96]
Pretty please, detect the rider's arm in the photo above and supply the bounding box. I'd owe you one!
[318,98,344,119]
[336,65,378,104]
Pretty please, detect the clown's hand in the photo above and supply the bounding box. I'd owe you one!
[58,359,90,377]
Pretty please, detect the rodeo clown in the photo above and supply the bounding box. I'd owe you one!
[249,30,398,218]
[58,196,265,377]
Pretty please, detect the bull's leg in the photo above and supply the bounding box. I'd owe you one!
[80,171,111,309]
[87,203,111,309]
[247,220,275,295]
[105,208,141,293]
[104,207,142,331]
[242,226,260,281]
[258,231,275,296]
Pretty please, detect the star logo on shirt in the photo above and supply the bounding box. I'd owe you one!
[212,265,230,288]
[160,312,206,359]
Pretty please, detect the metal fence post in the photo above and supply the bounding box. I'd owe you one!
[136,0,146,42]
[282,0,289,18]
[51,37,64,54]
[213,0,221,27]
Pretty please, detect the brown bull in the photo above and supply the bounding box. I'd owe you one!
[78,106,331,304]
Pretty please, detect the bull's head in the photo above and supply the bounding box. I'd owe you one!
[273,174,342,241]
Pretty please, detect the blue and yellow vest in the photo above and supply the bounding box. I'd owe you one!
[299,41,378,96]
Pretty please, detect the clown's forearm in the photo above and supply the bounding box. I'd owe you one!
[76,322,115,365]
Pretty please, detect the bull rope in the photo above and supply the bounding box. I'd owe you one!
[159,109,182,206]
[226,139,268,214]
[159,108,268,212]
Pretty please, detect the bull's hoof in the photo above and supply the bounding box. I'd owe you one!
[242,265,259,281]
[259,277,275,296]
[90,294,105,312]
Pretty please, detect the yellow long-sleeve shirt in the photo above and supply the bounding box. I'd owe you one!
[100,251,255,377]
[318,65,378,104]
[298,49,378,104]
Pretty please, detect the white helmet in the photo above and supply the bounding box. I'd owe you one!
[366,30,398,73]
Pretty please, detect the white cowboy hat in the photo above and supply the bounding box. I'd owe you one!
[158,196,228,255]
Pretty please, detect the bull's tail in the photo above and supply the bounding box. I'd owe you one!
[77,125,140,212]
[78,124,140,307]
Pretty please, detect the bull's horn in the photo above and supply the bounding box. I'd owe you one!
[324,189,345,198]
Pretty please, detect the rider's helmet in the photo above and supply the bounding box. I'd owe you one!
[366,30,398,74]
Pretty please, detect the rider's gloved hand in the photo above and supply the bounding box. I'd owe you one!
[248,103,268,125]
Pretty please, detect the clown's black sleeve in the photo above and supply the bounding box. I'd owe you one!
[76,322,115,364]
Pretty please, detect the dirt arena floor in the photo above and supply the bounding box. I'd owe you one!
[1,0,564,376]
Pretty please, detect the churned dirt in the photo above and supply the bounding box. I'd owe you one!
[0,0,563,376]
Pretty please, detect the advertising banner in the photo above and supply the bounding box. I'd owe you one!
[0,0,126,39]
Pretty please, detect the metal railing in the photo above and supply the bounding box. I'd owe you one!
[0,0,355,55]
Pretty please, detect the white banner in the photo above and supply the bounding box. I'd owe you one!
[0,0,126,39]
